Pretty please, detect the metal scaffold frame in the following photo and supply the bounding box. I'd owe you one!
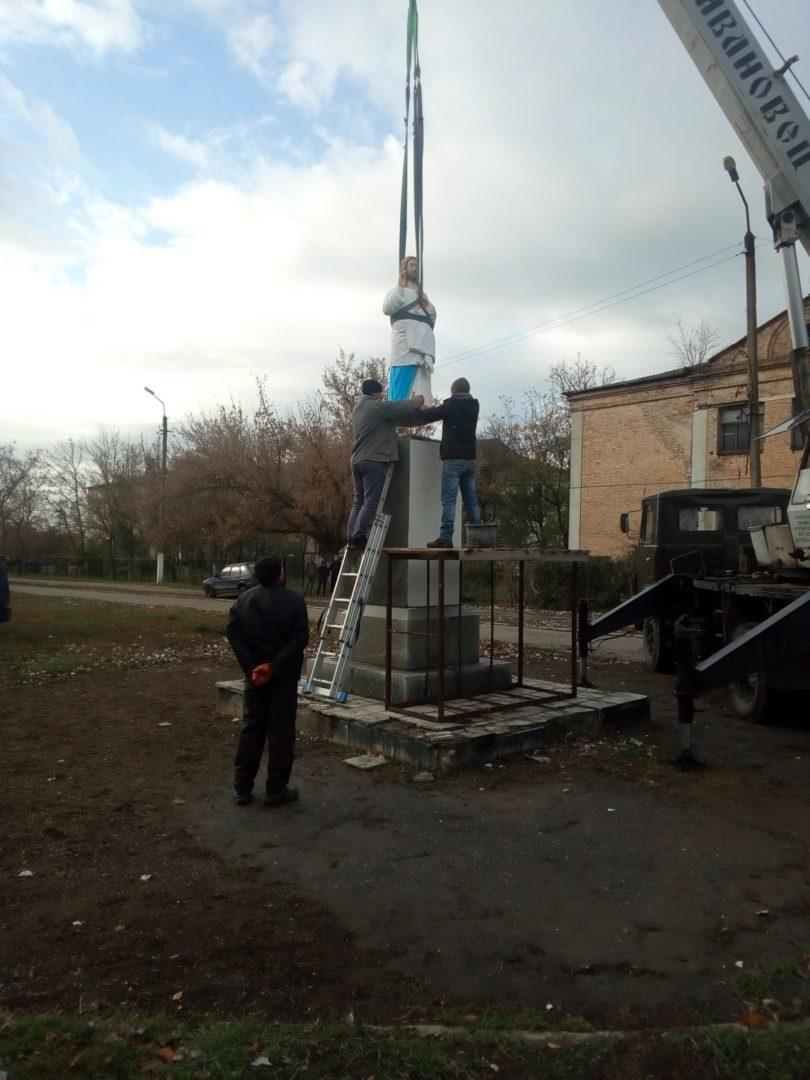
[383,547,589,723]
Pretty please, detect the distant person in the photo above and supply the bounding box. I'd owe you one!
[328,554,341,594]
[347,378,432,549]
[303,556,317,596]
[227,555,309,808]
[316,558,329,596]
[417,377,483,548]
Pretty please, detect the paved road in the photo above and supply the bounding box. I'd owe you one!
[11,581,643,661]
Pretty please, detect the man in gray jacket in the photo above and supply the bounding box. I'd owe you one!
[347,378,430,548]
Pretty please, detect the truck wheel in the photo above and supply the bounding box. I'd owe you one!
[727,621,770,724]
[642,617,674,673]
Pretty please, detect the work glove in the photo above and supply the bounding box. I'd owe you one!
[250,662,273,686]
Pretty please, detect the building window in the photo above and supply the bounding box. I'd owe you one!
[718,405,749,453]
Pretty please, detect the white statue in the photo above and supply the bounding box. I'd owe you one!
[383,255,436,401]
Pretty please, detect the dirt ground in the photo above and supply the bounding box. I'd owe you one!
[1,598,809,1042]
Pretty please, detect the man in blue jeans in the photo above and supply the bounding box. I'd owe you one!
[417,377,483,548]
[347,378,430,549]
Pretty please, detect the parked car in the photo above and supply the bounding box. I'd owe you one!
[0,556,10,622]
[202,562,257,598]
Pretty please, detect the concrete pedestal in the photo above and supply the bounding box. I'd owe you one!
[313,437,512,703]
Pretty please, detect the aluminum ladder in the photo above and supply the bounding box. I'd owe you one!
[300,464,394,702]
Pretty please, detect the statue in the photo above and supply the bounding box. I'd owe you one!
[383,255,436,401]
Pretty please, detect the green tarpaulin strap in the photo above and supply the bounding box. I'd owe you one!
[398,0,424,296]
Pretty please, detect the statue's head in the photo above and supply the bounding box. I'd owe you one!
[400,255,419,284]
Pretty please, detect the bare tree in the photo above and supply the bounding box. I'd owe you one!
[0,445,47,554]
[481,390,571,546]
[549,353,616,397]
[85,427,146,556]
[666,317,721,368]
[46,439,89,556]
[317,350,387,428]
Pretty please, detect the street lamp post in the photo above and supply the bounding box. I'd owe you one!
[144,387,168,584]
[723,156,761,488]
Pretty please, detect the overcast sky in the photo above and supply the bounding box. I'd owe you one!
[3,0,810,449]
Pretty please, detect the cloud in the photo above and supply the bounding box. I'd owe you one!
[226,10,275,82]
[0,73,86,260]
[2,0,810,451]
[0,71,80,163]
[176,0,397,108]
[149,123,209,168]
[0,0,142,58]
[147,114,277,176]
[177,0,277,82]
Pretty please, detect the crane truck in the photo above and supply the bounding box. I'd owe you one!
[581,0,810,747]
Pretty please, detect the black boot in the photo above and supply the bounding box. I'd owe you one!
[263,787,300,807]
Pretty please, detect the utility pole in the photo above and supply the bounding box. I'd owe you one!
[144,387,168,584]
[724,157,761,487]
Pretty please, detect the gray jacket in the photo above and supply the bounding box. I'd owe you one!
[350,396,422,464]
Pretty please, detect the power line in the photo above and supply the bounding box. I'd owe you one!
[436,242,765,370]
[740,0,810,104]
[436,241,744,368]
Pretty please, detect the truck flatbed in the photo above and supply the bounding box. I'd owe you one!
[693,575,809,602]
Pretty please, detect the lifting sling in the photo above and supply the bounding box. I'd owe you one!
[398,0,425,295]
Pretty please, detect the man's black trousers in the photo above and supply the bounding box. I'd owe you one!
[233,679,297,796]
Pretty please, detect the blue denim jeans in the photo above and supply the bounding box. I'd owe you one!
[347,459,388,541]
[440,459,482,540]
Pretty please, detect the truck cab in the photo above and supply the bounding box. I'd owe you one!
[621,488,790,672]
[623,487,790,593]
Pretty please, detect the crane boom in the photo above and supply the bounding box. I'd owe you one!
[658,0,810,413]
[658,0,810,252]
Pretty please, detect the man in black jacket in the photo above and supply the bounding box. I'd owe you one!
[417,377,484,548]
[226,555,309,807]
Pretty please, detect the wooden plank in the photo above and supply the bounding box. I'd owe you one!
[458,548,590,564]
[384,547,590,564]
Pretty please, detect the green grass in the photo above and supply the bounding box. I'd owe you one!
[0,1015,597,1079]
[730,952,810,1000]
[679,1025,810,1080]
[0,593,229,685]
[3,1014,810,1079]
[435,1006,596,1034]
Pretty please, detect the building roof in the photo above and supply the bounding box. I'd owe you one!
[648,486,790,503]
[565,295,808,400]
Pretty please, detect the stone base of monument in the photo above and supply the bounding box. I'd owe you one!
[309,602,513,703]
[312,654,513,702]
[214,678,649,773]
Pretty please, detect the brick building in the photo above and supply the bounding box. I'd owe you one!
[567,299,809,557]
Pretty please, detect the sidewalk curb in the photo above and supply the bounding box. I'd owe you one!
[372,1017,810,1045]
[9,577,201,601]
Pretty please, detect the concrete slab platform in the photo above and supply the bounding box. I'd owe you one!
[215,678,649,773]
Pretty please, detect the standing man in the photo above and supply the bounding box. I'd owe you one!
[383,256,436,402]
[417,377,484,548]
[302,555,317,596]
[316,557,329,596]
[227,554,309,807]
[328,553,341,594]
[347,378,430,549]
